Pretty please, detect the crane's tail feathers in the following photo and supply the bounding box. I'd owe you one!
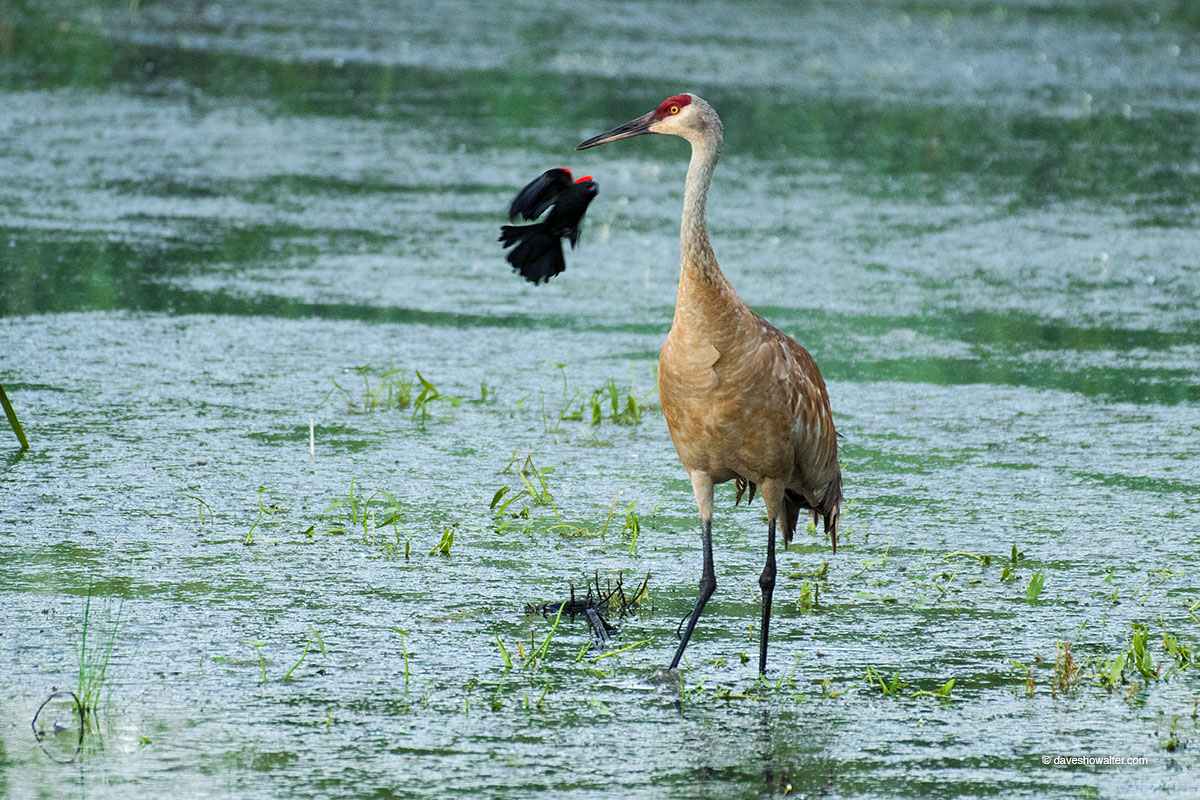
[823,470,844,554]
[734,478,757,505]
[781,490,806,549]
[781,469,843,552]
[499,225,567,284]
[825,505,840,554]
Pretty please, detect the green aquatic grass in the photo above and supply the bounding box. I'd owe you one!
[489,456,659,543]
[1052,641,1081,697]
[1131,567,1177,605]
[77,590,122,725]
[1161,622,1195,681]
[413,370,458,423]
[347,365,413,412]
[495,635,512,670]
[620,502,641,555]
[183,493,214,525]
[1025,569,1046,603]
[540,365,659,433]
[910,678,956,700]
[321,479,406,549]
[490,454,594,538]
[428,525,455,556]
[1000,545,1024,583]
[589,376,653,426]
[244,487,285,546]
[795,581,819,613]
[864,666,907,697]
[525,601,567,669]
[239,633,327,685]
[243,640,268,683]
[587,639,651,663]
[0,382,29,450]
[282,629,325,683]
[1128,623,1158,683]
[391,628,411,689]
[322,366,460,422]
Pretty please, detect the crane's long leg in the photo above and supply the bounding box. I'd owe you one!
[758,518,777,675]
[669,517,715,671]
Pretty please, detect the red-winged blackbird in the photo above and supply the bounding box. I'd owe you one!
[499,168,598,284]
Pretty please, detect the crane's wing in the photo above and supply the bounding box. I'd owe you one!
[508,168,573,221]
[752,318,843,550]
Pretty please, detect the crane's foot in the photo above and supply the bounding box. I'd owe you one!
[668,518,716,671]
[669,573,715,669]
[646,667,685,693]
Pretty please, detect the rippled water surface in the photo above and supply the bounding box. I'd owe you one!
[2,1,1199,797]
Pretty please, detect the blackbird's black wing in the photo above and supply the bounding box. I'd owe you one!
[508,168,573,221]
[548,180,598,248]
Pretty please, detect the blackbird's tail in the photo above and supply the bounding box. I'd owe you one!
[499,224,567,284]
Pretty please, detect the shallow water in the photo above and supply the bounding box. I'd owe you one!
[2,1,1198,797]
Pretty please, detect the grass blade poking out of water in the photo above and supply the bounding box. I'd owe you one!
[245,487,283,546]
[495,634,512,670]
[281,628,325,682]
[429,525,455,556]
[77,588,122,726]
[491,454,598,538]
[587,638,652,663]
[413,370,461,423]
[0,382,29,450]
[910,678,956,700]
[392,628,411,688]
[321,480,408,553]
[530,601,567,668]
[1026,569,1046,603]
[243,640,268,683]
[319,366,460,422]
[864,665,906,696]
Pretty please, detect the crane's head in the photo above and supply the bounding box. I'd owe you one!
[576,93,723,151]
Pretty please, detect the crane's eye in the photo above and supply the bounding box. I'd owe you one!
[669,104,680,115]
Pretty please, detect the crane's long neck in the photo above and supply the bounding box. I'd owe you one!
[680,133,722,284]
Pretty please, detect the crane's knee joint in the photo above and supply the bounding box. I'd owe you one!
[758,567,776,593]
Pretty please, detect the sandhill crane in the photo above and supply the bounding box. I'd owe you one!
[578,94,843,674]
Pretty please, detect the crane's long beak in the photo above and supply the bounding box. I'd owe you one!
[576,110,657,150]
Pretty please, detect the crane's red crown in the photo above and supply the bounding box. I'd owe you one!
[654,94,692,119]
[574,175,592,184]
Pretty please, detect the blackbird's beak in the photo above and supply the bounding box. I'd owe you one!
[576,110,657,150]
